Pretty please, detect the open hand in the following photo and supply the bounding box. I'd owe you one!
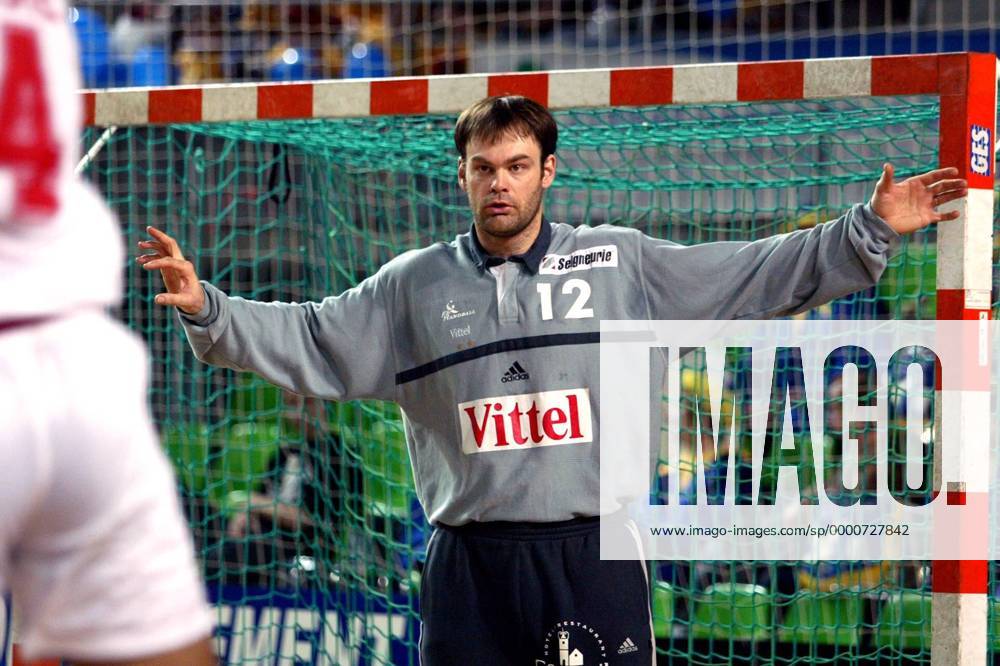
[137,226,206,315]
[870,164,967,235]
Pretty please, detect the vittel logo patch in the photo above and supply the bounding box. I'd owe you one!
[539,245,618,275]
[458,389,592,454]
[970,124,992,176]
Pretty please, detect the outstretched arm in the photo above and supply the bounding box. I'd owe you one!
[640,164,965,320]
[138,227,397,402]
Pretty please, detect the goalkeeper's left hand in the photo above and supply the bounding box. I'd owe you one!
[870,163,967,234]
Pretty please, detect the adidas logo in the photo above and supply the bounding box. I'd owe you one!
[617,637,639,654]
[500,361,530,383]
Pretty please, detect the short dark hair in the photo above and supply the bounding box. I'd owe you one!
[453,96,558,162]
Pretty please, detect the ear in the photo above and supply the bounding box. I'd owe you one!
[457,157,467,192]
[541,153,557,189]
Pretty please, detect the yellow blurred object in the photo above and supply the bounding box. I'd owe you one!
[240,3,283,32]
[339,3,386,22]
[359,16,387,45]
[320,44,345,78]
[794,210,820,230]
[681,366,710,397]
[797,561,895,592]
[175,49,222,84]
[790,208,841,231]
[265,42,289,64]
[338,3,388,45]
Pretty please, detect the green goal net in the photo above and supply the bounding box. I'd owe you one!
[82,95,999,665]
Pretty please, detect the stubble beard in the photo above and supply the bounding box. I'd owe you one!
[472,182,544,242]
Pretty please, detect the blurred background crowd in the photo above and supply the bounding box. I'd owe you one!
[72,1,1000,88]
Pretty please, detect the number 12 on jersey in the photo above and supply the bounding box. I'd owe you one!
[537,279,594,320]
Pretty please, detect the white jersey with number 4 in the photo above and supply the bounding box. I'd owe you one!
[0,1,214,660]
[0,0,122,318]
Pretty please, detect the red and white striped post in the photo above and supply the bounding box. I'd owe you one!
[931,52,997,666]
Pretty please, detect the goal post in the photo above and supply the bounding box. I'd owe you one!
[77,54,997,665]
[929,52,996,666]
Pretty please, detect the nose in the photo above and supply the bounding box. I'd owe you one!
[491,169,509,193]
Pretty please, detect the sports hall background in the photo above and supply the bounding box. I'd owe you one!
[6,2,999,665]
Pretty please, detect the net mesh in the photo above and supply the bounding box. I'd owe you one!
[82,97,998,665]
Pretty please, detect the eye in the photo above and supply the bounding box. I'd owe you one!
[476,165,492,174]
[511,163,526,172]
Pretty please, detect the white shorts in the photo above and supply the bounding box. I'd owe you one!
[0,311,213,661]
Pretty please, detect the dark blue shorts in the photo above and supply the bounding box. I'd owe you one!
[419,516,654,665]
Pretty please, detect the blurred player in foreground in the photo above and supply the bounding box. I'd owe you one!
[0,2,215,663]
[142,96,965,664]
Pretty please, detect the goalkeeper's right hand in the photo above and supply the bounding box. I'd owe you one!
[137,226,206,316]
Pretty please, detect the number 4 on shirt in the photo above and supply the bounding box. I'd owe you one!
[0,24,60,220]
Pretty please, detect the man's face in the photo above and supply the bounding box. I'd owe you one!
[458,132,556,242]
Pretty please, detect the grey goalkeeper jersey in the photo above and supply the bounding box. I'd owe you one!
[179,204,897,526]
